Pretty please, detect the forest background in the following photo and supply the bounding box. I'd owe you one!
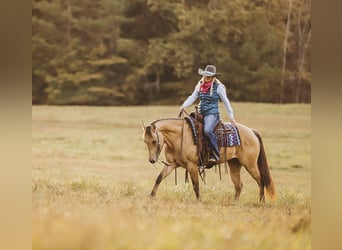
[32,0,311,105]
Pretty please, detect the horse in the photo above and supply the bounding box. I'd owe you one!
[142,116,276,202]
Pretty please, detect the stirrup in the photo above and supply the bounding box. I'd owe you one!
[206,158,216,169]
[212,151,220,161]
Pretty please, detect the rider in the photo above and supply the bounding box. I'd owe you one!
[180,65,236,167]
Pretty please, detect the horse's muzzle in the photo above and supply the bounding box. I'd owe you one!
[149,159,156,164]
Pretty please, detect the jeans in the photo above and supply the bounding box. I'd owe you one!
[203,113,220,159]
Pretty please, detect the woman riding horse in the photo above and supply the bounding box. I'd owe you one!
[180,65,235,167]
[143,118,276,202]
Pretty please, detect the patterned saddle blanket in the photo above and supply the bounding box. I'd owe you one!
[185,116,241,147]
[214,123,241,147]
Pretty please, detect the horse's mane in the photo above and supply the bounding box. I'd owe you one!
[150,118,183,126]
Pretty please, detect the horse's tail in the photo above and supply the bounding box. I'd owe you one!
[252,129,277,200]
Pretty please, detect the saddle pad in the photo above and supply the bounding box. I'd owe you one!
[215,123,241,147]
[184,116,198,145]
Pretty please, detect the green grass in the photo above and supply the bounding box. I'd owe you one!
[32,103,311,250]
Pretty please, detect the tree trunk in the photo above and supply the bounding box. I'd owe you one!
[295,28,310,103]
[155,70,161,93]
[280,0,293,103]
[295,0,311,103]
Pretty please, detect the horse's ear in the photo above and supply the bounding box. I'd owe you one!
[141,121,146,131]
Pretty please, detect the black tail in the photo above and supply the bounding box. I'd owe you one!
[252,129,276,200]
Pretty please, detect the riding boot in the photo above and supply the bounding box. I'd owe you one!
[206,129,220,161]
[203,114,220,168]
[206,150,217,169]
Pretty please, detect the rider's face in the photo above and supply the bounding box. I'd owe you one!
[204,76,214,82]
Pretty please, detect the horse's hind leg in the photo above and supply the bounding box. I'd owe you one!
[244,161,265,202]
[228,158,243,201]
[150,164,175,197]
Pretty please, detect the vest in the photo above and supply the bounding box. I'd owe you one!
[198,81,219,115]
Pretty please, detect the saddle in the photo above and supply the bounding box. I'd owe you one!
[187,110,240,166]
[189,111,204,159]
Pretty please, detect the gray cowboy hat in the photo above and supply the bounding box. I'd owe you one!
[198,65,221,76]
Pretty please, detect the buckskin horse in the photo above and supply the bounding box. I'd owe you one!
[142,115,276,202]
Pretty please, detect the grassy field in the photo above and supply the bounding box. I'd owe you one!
[32,103,311,250]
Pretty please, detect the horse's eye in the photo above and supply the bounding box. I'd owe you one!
[152,140,157,144]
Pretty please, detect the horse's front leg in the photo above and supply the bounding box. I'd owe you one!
[150,164,176,197]
[187,163,201,201]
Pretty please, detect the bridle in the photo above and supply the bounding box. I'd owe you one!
[146,117,185,166]
[154,127,162,157]
[145,114,206,184]
[144,124,162,155]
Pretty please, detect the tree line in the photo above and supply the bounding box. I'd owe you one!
[32,0,311,105]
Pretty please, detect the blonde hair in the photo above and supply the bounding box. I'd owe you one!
[196,76,217,96]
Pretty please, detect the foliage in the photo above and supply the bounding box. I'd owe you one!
[32,0,125,104]
[32,0,311,105]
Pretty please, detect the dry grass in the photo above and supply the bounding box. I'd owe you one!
[32,103,311,250]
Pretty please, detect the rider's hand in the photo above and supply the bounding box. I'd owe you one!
[231,119,236,125]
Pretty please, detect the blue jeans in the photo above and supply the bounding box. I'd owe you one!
[203,114,220,159]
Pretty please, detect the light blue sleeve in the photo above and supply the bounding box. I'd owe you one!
[181,84,200,108]
[217,84,235,120]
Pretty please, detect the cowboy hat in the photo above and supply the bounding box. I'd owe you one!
[198,65,221,76]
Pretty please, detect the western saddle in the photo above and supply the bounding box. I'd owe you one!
[188,110,234,168]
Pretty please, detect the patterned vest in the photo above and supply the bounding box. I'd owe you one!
[198,81,219,115]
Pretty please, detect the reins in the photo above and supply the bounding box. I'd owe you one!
[178,108,191,118]
[155,128,162,156]
[177,109,206,184]
[151,111,208,185]
[178,109,188,161]
[151,117,183,185]
[176,110,186,185]
[147,112,234,190]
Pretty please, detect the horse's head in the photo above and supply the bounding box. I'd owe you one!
[142,123,163,164]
